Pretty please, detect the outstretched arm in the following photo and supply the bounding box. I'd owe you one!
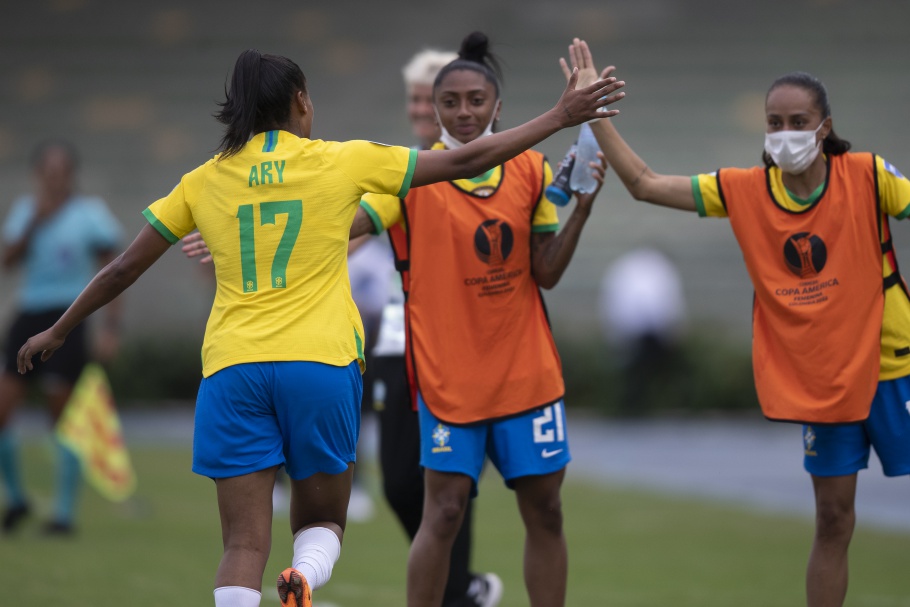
[410,68,625,187]
[532,153,608,289]
[561,39,696,212]
[18,224,171,372]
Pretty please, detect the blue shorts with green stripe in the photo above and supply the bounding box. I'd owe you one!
[803,375,910,477]
[193,361,362,480]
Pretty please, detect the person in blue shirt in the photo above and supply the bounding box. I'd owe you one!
[0,140,123,535]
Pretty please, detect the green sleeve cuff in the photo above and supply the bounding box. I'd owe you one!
[531,223,559,234]
[142,208,179,244]
[359,200,385,235]
[691,175,707,217]
[897,204,910,220]
[396,148,418,199]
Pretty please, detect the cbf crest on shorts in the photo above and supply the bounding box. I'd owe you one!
[432,423,452,454]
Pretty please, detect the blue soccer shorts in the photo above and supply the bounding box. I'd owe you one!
[193,360,362,480]
[417,393,572,494]
[803,375,910,477]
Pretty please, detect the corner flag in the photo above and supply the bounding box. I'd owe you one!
[56,363,137,502]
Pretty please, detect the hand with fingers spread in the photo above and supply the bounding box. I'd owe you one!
[559,38,614,90]
[181,231,213,264]
[552,67,624,127]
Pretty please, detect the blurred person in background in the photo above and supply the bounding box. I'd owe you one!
[0,140,123,535]
[565,39,910,607]
[19,47,619,607]
[598,246,687,415]
[344,236,389,524]
[358,32,617,607]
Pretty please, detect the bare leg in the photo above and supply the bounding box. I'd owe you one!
[288,464,354,539]
[407,469,473,607]
[214,466,278,590]
[513,469,567,607]
[0,372,27,428]
[0,373,29,514]
[806,473,857,607]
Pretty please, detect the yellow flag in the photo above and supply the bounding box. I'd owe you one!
[56,363,137,502]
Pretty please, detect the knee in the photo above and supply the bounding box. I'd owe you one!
[522,492,564,535]
[425,493,468,537]
[814,500,855,543]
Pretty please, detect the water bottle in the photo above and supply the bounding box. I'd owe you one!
[545,144,576,207]
[569,122,600,194]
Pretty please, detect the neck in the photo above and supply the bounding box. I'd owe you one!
[781,156,826,199]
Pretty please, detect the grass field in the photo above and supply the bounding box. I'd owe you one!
[2,443,909,607]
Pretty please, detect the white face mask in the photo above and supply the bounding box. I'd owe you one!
[763,122,826,174]
[435,100,500,149]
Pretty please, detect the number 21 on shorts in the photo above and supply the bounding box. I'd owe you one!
[532,401,566,444]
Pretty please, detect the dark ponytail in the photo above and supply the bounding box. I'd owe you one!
[762,71,851,168]
[433,31,503,97]
[214,49,307,159]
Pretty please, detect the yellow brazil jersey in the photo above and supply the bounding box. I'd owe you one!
[359,141,559,234]
[143,130,417,377]
[692,154,910,380]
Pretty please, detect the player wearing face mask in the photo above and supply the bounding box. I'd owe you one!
[564,40,910,607]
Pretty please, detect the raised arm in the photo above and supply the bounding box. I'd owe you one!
[18,224,171,372]
[562,39,696,212]
[410,69,625,188]
[532,153,608,289]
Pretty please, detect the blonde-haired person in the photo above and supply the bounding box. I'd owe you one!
[402,49,458,151]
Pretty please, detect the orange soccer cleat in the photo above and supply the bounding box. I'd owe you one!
[276,567,312,607]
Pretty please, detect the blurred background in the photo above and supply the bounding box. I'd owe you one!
[2,0,909,411]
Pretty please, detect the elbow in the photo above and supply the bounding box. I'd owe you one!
[535,272,560,290]
[627,184,650,202]
[450,151,485,180]
[103,255,141,292]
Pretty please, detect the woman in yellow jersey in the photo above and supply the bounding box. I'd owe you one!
[563,40,910,607]
[356,32,609,607]
[15,49,622,607]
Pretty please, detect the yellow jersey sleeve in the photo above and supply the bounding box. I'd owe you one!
[532,160,559,233]
[143,162,210,243]
[876,156,910,219]
[330,141,417,199]
[692,172,727,218]
[359,193,403,235]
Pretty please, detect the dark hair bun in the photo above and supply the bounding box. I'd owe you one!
[458,31,490,63]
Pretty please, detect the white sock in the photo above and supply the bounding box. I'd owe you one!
[292,526,342,591]
[213,586,261,607]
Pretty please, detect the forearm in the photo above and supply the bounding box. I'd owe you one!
[588,119,651,198]
[350,207,378,239]
[413,111,564,187]
[54,224,169,338]
[532,206,592,289]
[589,119,696,211]
[52,257,139,338]
[2,218,42,269]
